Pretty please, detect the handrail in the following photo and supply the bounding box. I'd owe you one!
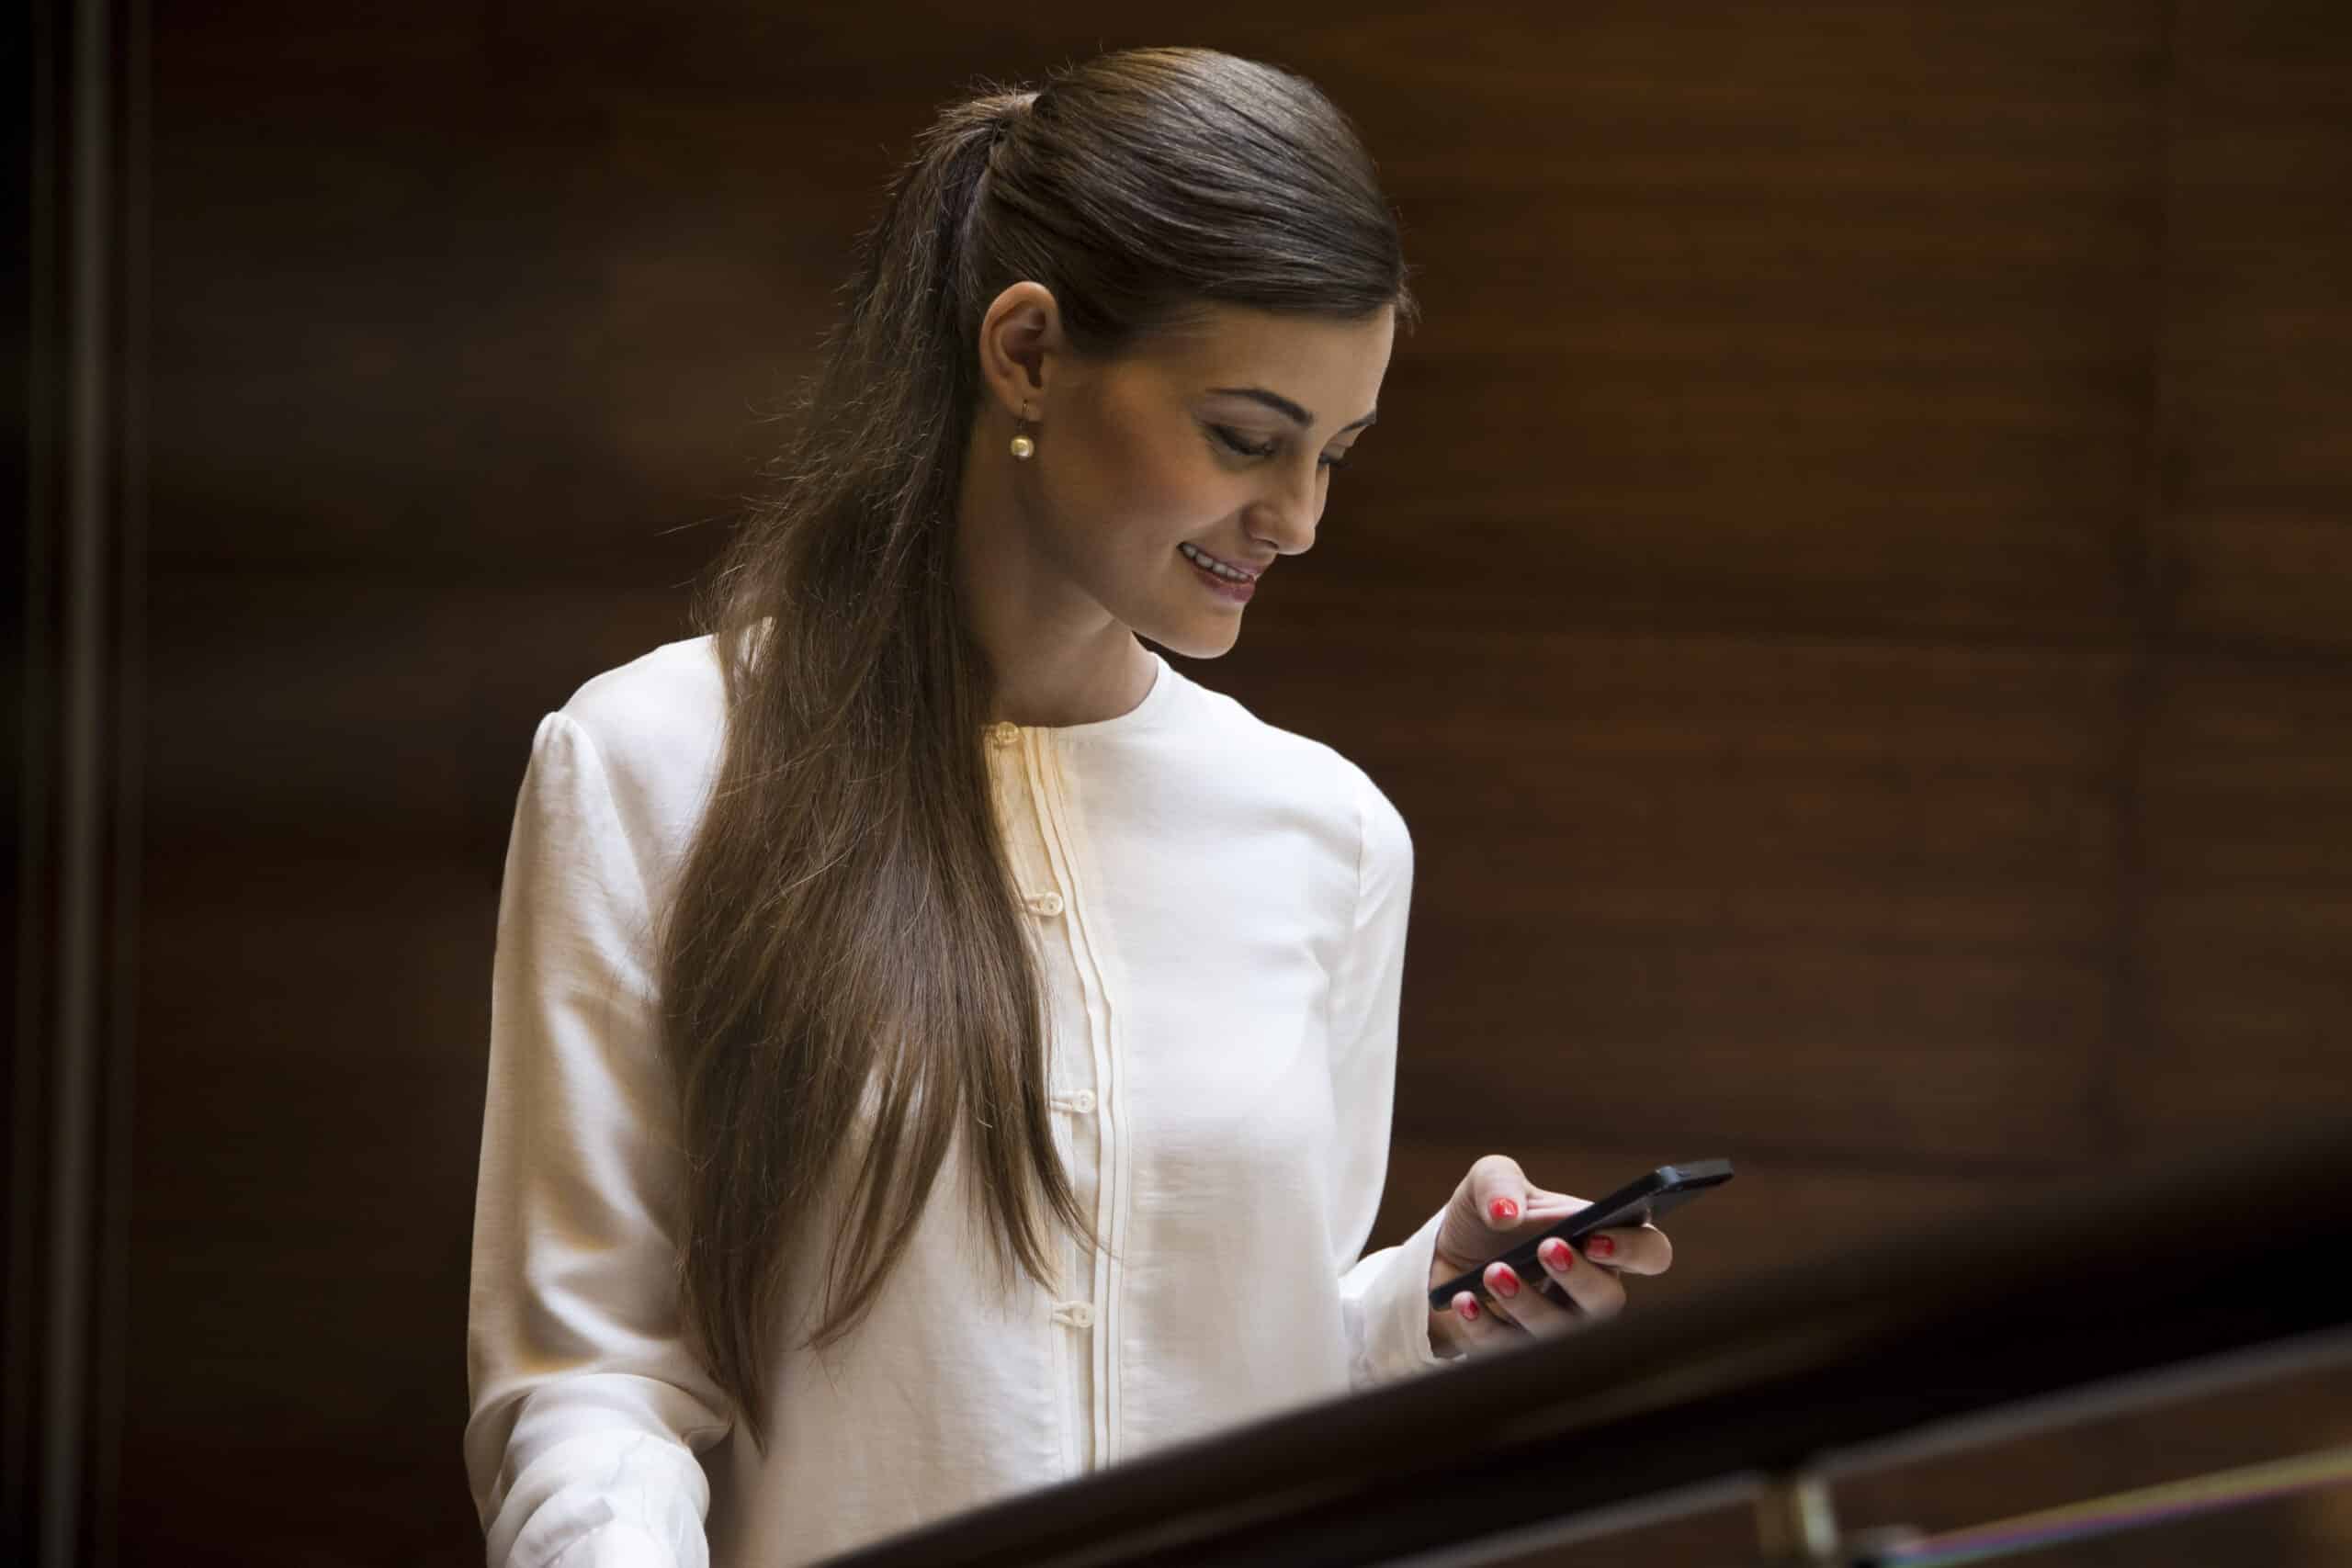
[817,1116,2352,1567]
[1858,1442,2352,1565]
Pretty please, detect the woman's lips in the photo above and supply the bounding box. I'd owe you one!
[1182,544,1258,601]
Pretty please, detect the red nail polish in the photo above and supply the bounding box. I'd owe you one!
[1589,1234,1617,1259]
[1542,1239,1574,1269]
[1489,1197,1519,1224]
[1489,1266,1520,1298]
[1456,1295,1480,1321]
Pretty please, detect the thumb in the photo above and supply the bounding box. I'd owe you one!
[1453,1152,1532,1234]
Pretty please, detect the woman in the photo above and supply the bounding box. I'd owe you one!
[463,45,1674,1568]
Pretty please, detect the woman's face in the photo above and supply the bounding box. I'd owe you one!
[963,291,1395,663]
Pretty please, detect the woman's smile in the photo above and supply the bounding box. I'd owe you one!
[1179,541,1259,602]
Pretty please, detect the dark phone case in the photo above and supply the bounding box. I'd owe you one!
[1425,1158,1735,1312]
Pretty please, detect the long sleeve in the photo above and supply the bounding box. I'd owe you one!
[1327,767,1459,1388]
[464,711,737,1568]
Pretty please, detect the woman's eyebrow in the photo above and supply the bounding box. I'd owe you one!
[1206,386,1378,433]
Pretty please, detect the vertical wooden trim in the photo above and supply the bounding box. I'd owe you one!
[92,3,148,1563]
[6,0,144,1563]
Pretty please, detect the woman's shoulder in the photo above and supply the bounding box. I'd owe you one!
[1184,681,1410,856]
[549,632,729,819]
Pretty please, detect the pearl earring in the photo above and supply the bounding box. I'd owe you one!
[1010,408,1036,460]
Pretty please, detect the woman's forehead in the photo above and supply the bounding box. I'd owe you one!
[1146,304,1393,411]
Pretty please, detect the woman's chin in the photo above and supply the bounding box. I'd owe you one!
[1145,616,1243,660]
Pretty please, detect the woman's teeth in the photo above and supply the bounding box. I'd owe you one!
[1180,542,1251,581]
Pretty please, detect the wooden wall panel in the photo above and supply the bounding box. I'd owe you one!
[1327,0,2164,649]
[2122,0,2352,1156]
[121,855,498,1564]
[1326,357,2147,641]
[1237,618,2124,1162]
[2131,660,2352,1135]
[2160,0,2352,655]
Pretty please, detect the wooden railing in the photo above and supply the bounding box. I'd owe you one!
[819,1118,2352,1567]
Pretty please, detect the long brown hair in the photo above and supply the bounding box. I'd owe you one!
[655,45,1419,1450]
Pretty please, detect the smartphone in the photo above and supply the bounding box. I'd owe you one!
[1426,1157,1735,1313]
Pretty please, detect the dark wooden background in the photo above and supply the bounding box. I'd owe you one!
[64,0,2352,1562]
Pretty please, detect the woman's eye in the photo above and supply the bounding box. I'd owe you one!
[1211,424,1351,471]
[1211,424,1279,459]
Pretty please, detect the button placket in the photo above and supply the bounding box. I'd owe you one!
[999,728,1123,1461]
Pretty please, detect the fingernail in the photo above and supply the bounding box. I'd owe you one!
[1487,1265,1521,1298]
[1454,1293,1480,1321]
[1588,1235,1617,1259]
[1540,1239,1574,1270]
[1489,1197,1519,1224]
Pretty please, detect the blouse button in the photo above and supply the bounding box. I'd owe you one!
[1053,1301,1096,1328]
[989,721,1020,748]
[1052,1089,1097,1115]
[1025,890,1065,917]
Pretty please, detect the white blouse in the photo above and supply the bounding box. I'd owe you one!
[463,633,1458,1568]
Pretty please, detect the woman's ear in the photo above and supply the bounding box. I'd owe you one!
[976,281,1061,422]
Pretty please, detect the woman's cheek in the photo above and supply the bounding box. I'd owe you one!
[1130,439,1226,533]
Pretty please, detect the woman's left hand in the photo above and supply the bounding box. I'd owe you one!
[1426,1153,1675,1358]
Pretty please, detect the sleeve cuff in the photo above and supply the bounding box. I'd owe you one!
[1343,1206,1463,1388]
[492,1430,711,1568]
